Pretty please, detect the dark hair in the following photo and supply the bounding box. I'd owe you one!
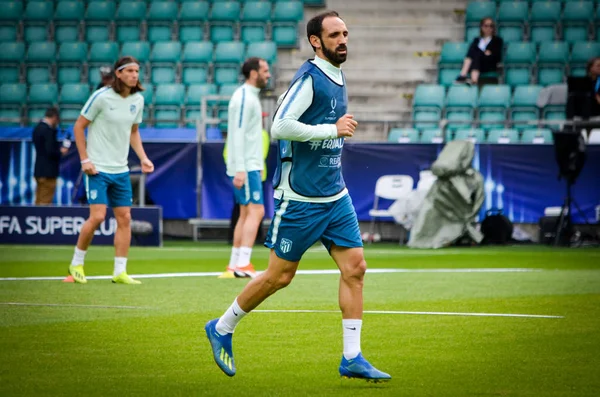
[242,57,263,79]
[586,57,600,77]
[479,17,495,38]
[306,10,340,52]
[44,107,59,119]
[112,56,144,94]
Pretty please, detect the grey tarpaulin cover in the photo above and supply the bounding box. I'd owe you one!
[408,140,484,248]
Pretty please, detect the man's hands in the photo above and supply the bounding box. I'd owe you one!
[233,171,246,189]
[336,114,358,138]
[141,158,154,173]
[81,161,98,175]
[484,50,492,56]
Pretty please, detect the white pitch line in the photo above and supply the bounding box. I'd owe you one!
[0,268,540,281]
[0,302,150,310]
[253,309,564,319]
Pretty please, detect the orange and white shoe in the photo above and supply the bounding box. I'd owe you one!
[234,263,257,279]
[218,267,236,279]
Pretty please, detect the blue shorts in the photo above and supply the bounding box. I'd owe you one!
[231,170,263,205]
[85,171,133,208]
[265,194,363,262]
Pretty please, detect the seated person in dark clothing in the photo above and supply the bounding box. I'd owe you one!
[456,18,503,85]
[589,57,600,114]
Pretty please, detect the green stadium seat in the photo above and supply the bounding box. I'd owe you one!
[0,108,21,126]
[272,1,304,22]
[439,42,469,66]
[88,66,103,87]
[151,67,176,84]
[55,1,84,21]
[59,108,81,125]
[478,85,511,110]
[26,66,51,84]
[388,128,420,143]
[54,26,80,44]
[182,67,209,85]
[465,1,496,25]
[246,41,277,64]
[453,128,485,143]
[570,42,600,76]
[272,25,298,48]
[209,25,235,43]
[446,85,478,109]
[184,109,202,128]
[521,128,553,144]
[24,1,53,21]
[446,111,474,131]
[420,128,444,144]
[60,83,90,105]
[179,1,210,22]
[27,108,48,125]
[0,67,19,83]
[413,111,441,130]
[505,42,536,65]
[116,26,142,43]
[28,83,58,105]
[58,42,88,63]
[530,26,556,43]
[27,42,57,63]
[116,1,147,22]
[505,68,531,87]
[217,108,228,131]
[122,42,151,63]
[217,83,237,105]
[24,25,49,42]
[0,26,17,42]
[86,25,110,43]
[563,1,594,25]
[498,26,523,43]
[89,42,120,64]
[148,1,178,21]
[241,26,267,44]
[0,1,23,21]
[511,111,538,131]
[438,68,461,87]
[511,85,542,118]
[155,83,185,105]
[0,83,27,105]
[537,42,568,86]
[487,129,519,144]
[214,66,240,85]
[147,2,178,43]
[140,83,154,106]
[214,42,245,64]
[186,83,217,106]
[151,42,182,63]
[530,1,561,24]
[543,109,566,122]
[179,26,205,43]
[57,66,82,84]
[497,2,528,27]
[563,26,588,43]
[0,42,25,63]
[242,2,271,23]
[465,26,480,43]
[210,1,241,22]
[413,84,445,110]
[148,26,173,43]
[479,111,506,130]
[85,1,116,22]
[154,108,181,127]
[182,42,213,64]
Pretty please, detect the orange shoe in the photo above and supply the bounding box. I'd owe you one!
[234,263,257,278]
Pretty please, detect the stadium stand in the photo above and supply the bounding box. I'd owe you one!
[0,0,325,129]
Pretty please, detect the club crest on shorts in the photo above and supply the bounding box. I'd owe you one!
[253,191,260,201]
[90,190,97,200]
[130,104,136,114]
[280,238,293,254]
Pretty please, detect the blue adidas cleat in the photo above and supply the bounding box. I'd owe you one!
[205,319,236,377]
[339,353,391,382]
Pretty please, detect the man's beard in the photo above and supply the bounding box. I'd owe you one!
[321,40,347,66]
[256,76,268,89]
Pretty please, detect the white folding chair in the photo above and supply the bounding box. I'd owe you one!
[368,175,414,242]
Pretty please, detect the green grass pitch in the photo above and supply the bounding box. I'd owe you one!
[1,243,599,396]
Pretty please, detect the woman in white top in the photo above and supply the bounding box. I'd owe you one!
[456,17,503,85]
